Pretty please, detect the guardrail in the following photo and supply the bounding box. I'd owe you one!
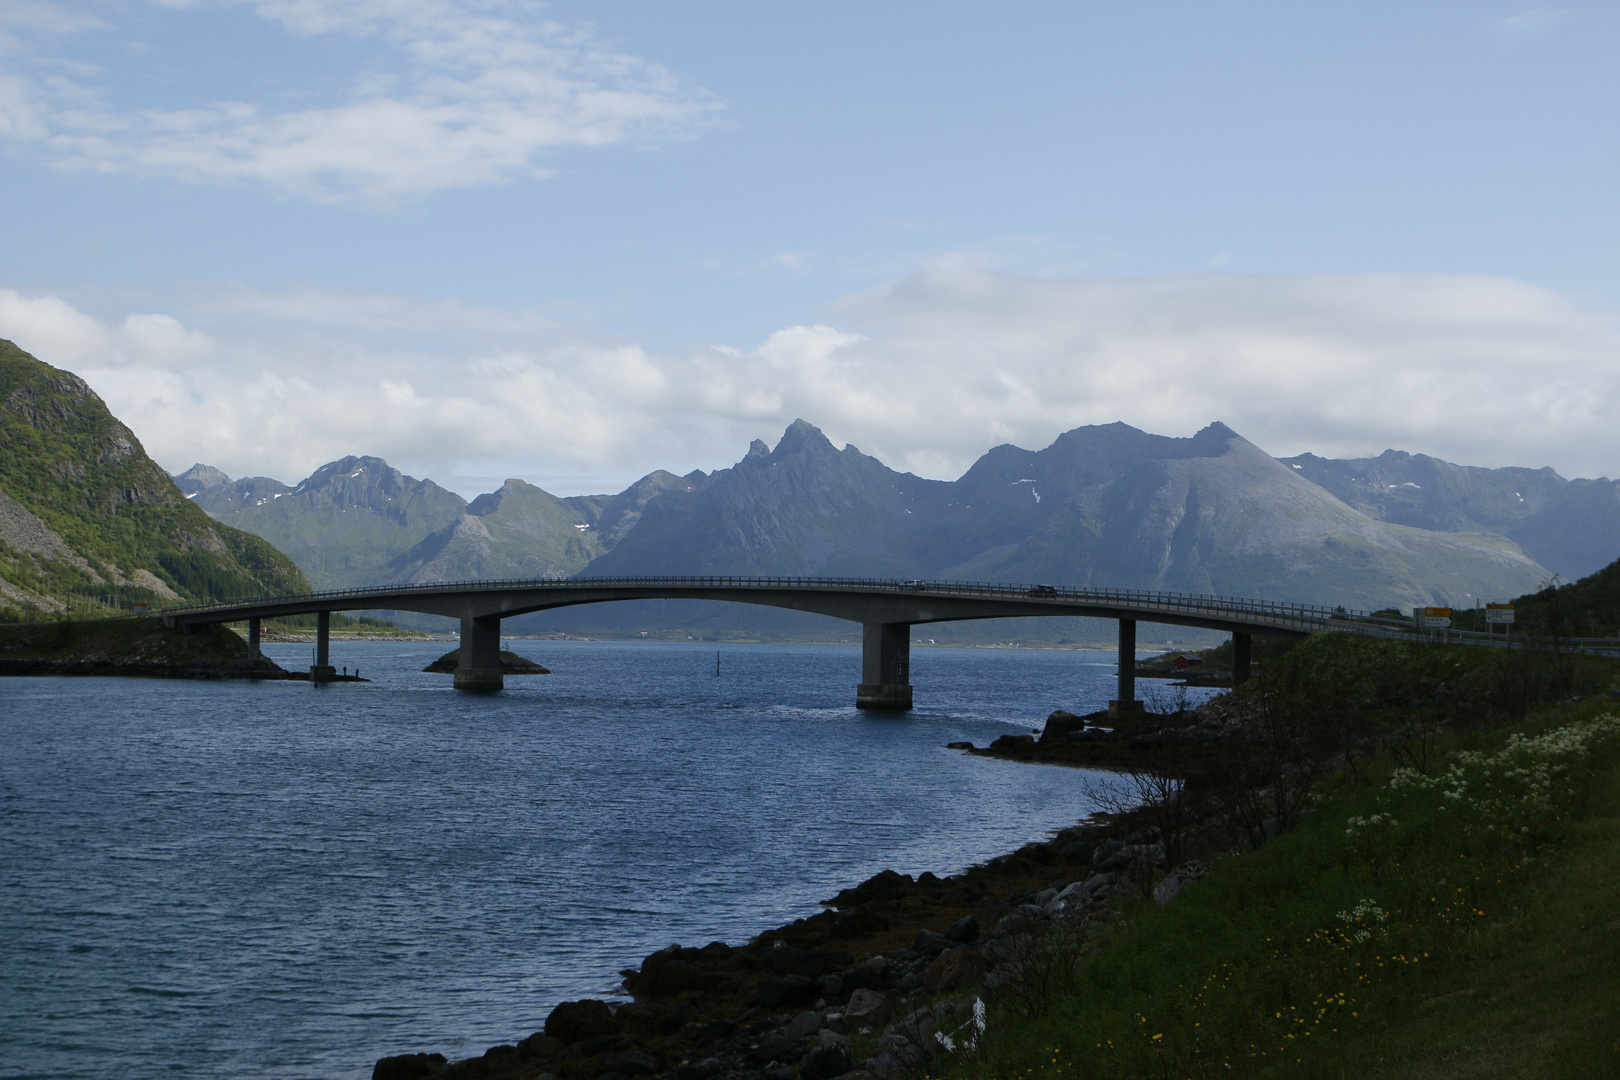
[151,574,1366,627]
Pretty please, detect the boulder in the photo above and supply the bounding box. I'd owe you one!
[800,1042,852,1080]
[830,908,890,939]
[1153,861,1209,907]
[1059,839,1095,863]
[843,988,892,1027]
[746,1032,804,1065]
[1089,838,1125,869]
[913,929,951,957]
[759,974,818,1010]
[373,1053,447,1080]
[544,999,618,1045]
[599,1051,660,1075]
[924,946,993,993]
[943,915,980,944]
[1040,710,1088,742]
[839,955,892,992]
[673,1058,723,1080]
[989,734,1035,751]
[517,1032,563,1060]
[825,869,912,908]
[784,1011,825,1040]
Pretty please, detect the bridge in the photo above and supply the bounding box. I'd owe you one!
[160,575,1441,711]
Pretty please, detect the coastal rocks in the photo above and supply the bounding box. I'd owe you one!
[830,908,890,939]
[544,999,618,1045]
[1040,710,1091,742]
[598,1050,659,1075]
[944,915,980,943]
[373,1052,448,1080]
[988,734,1035,751]
[758,974,817,1010]
[824,868,912,908]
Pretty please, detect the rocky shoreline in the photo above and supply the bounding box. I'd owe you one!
[372,706,1216,1080]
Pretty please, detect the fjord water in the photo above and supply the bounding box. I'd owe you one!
[0,640,1201,1080]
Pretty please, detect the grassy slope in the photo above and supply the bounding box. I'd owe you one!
[949,675,1620,1080]
[0,339,309,612]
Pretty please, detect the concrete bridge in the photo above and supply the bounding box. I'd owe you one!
[162,575,1427,710]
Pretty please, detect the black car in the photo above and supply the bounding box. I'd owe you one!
[1027,584,1057,597]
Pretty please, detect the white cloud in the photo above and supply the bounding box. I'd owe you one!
[2,267,1617,499]
[1,0,719,204]
[1486,8,1568,37]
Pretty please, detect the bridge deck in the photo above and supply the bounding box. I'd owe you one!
[149,575,1611,701]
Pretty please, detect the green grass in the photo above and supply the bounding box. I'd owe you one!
[946,696,1620,1080]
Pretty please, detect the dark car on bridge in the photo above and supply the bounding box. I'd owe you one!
[1027,584,1057,597]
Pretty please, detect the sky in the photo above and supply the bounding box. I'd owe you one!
[1,1,1617,498]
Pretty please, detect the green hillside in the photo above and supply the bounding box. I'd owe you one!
[0,339,309,618]
[1513,557,1620,638]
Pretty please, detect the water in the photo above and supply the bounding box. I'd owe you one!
[0,640,1213,1080]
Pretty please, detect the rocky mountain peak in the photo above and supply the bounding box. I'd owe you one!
[770,418,841,461]
[174,463,232,494]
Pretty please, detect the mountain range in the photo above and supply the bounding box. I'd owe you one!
[178,418,1620,614]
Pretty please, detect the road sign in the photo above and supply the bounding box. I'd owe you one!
[1485,604,1516,625]
[1418,606,1452,629]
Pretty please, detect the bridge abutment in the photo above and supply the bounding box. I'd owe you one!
[248,617,261,661]
[857,621,912,710]
[454,615,505,692]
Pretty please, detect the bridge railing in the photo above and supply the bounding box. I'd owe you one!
[89,573,1620,651]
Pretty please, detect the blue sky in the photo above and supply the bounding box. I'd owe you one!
[2,1,1617,496]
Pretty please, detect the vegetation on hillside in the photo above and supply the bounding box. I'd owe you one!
[0,339,309,618]
[906,618,1620,1080]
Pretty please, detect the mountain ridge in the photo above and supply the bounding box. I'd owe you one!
[175,419,1617,614]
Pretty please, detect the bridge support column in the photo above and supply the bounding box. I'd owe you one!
[857,622,912,710]
[1110,618,1144,718]
[1233,631,1252,686]
[455,615,505,692]
[248,617,262,661]
[310,610,336,683]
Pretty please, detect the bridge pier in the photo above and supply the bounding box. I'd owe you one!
[856,621,912,710]
[1110,618,1144,718]
[1233,631,1253,686]
[248,617,261,661]
[310,610,337,683]
[455,615,505,692]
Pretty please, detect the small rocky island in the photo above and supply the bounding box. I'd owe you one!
[422,649,551,674]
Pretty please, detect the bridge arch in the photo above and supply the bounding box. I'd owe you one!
[164,576,1395,707]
